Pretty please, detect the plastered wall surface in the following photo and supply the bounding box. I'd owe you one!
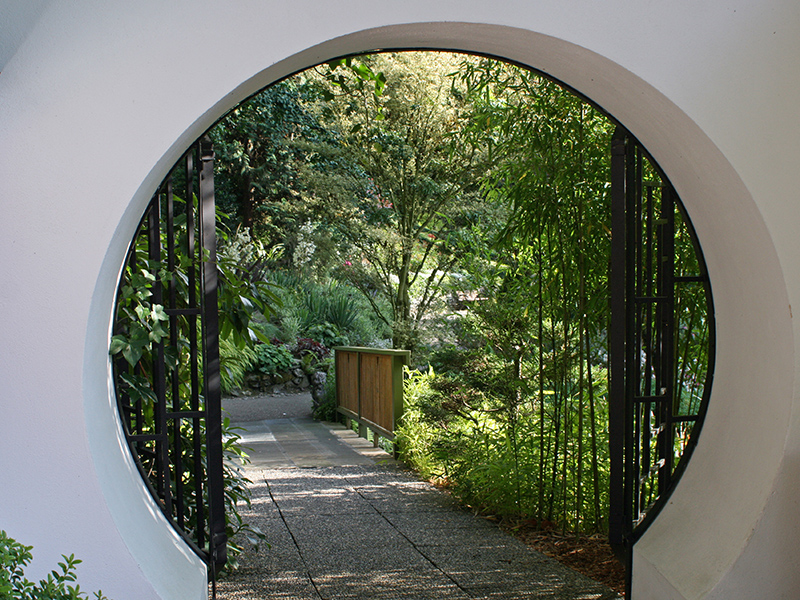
[1,2,799,599]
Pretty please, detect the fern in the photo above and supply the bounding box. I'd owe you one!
[220,337,257,393]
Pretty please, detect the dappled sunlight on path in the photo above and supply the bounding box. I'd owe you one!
[215,413,620,600]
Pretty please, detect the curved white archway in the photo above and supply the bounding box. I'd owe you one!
[93,24,796,599]
[2,5,798,600]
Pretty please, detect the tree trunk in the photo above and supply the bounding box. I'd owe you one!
[239,172,255,231]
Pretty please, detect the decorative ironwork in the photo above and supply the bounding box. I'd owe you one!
[112,138,227,576]
[609,127,715,568]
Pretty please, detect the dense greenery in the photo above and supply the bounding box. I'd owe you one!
[209,52,710,534]
[298,54,491,350]
[110,197,268,571]
[112,50,712,549]
[395,60,616,531]
[393,58,709,532]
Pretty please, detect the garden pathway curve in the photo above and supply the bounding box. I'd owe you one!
[215,393,621,600]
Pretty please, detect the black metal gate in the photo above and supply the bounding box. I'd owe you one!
[608,127,715,575]
[111,137,227,577]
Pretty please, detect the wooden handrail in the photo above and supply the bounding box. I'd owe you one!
[334,347,410,448]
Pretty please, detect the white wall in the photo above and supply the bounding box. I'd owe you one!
[1,2,798,598]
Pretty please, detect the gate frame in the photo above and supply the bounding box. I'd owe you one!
[112,137,228,577]
[609,126,716,590]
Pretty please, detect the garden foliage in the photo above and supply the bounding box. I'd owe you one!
[110,196,268,571]
[394,56,712,533]
[203,52,712,538]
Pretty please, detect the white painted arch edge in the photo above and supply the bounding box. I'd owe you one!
[83,22,792,600]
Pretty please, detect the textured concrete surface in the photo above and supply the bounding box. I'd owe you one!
[223,392,315,422]
[215,394,620,599]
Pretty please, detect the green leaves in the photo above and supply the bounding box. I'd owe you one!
[300,52,491,351]
[254,342,295,376]
[110,199,278,573]
[326,56,386,102]
[0,531,110,599]
[109,303,168,367]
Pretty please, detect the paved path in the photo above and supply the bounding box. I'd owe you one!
[216,394,620,600]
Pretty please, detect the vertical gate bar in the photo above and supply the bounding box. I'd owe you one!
[148,189,173,514]
[147,193,162,493]
[654,182,666,493]
[608,126,627,556]
[660,184,676,486]
[637,168,650,517]
[631,151,641,521]
[644,185,655,400]
[124,232,141,440]
[642,184,655,513]
[624,132,639,529]
[166,176,186,529]
[199,136,227,570]
[186,147,206,551]
[132,215,145,454]
[673,213,691,418]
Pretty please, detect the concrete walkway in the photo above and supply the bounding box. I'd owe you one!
[216,394,621,600]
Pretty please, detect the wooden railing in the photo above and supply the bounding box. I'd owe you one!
[334,347,410,448]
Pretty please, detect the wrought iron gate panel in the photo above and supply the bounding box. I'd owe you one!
[112,137,227,573]
[609,126,715,563]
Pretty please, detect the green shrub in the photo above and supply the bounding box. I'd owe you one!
[395,367,448,481]
[0,530,110,599]
[251,320,281,342]
[276,315,301,344]
[305,322,349,348]
[323,286,359,331]
[428,343,477,374]
[254,343,295,376]
[266,272,389,347]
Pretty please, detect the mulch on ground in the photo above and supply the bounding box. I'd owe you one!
[506,525,626,596]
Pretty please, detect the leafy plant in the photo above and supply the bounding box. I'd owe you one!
[0,530,110,599]
[110,194,274,571]
[109,260,170,367]
[293,338,331,377]
[216,226,282,348]
[311,365,338,422]
[294,338,331,362]
[304,322,348,349]
[220,337,257,393]
[254,342,295,376]
[266,272,389,347]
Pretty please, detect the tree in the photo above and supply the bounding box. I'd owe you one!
[210,79,323,245]
[298,52,490,351]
